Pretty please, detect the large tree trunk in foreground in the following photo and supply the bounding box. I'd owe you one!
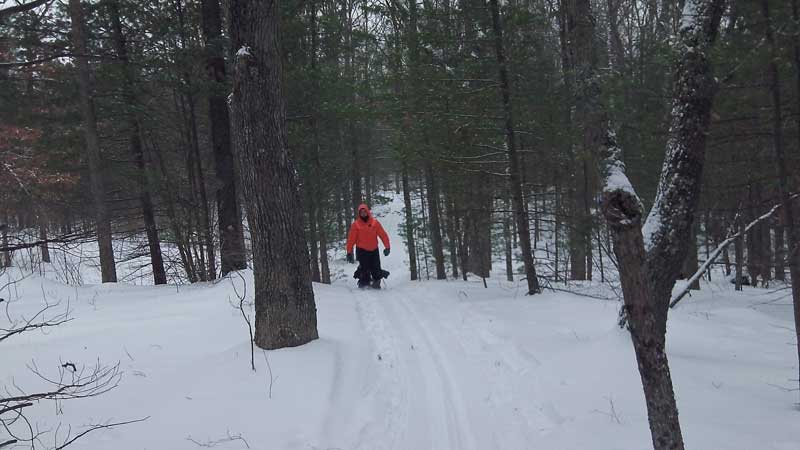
[228,0,318,349]
[68,0,117,283]
[489,0,539,294]
[202,0,247,277]
[568,0,725,448]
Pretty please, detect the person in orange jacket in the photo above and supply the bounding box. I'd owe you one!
[346,203,390,289]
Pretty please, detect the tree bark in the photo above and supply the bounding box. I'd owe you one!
[228,0,318,349]
[569,0,726,448]
[505,192,514,282]
[109,0,167,285]
[681,226,700,290]
[402,167,418,281]
[68,0,117,283]
[1,221,9,267]
[425,162,447,279]
[763,0,800,398]
[38,216,49,264]
[307,189,322,283]
[309,0,329,285]
[774,215,785,281]
[445,193,460,279]
[201,0,247,277]
[735,216,744,291]
[489,0,539,294]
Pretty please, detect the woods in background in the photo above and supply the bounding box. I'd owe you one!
[1,0,796,291]
[3,0,800,447]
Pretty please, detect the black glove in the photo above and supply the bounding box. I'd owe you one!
[346,253,354,264]
[383,248,390,257]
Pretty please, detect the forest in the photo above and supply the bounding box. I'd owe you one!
[1,0,799,449]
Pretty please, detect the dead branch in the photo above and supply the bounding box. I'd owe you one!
[54,417,149,450]
[0,0,51,19]
[187,430,250,448]
[670,193,800,308]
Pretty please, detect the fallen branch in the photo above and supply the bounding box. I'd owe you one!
[670,193,800,308]
[0,302,72,343]
[55,417,149,449]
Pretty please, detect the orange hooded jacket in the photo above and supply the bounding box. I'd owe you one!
[346,204,390,253]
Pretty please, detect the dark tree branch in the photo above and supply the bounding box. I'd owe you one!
[55,417,149,450]
[0,0,52,19]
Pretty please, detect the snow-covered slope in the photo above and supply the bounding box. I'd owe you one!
[2,196,798,449]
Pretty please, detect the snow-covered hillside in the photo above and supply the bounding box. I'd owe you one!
[2,197,798,449]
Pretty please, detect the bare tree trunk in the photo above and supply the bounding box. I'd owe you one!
[489,0,539,294]
[584,160,593,281]
[445,193,460,279]
[309,0,329,284]
[318,204,331,284]
[505,192,514,281]
[735,216,744,290]
[402,167,419,281]
[559,0,586,282]
[38,216,50,264]
[418,178,431,280]
[1,221,9,267]
[68,0,117,283]
[202,0,247,277]
[763,0,800,397]
[569,0,725,448]
[425,163,446,279]
[774,215,785,281]
[307,189,322,283]
[681,226,700,290]
[109,0,167,285]
[229,0,318,349]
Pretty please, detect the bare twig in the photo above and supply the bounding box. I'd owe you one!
[229,272,255,371]
[187,430,250,448]
[262,350,274,399]
[55,417,149,449]
[0,302,72,343]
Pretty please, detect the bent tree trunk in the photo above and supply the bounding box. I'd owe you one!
[228,0,318,349]
[68,0,117,283]
[566,0,725,448]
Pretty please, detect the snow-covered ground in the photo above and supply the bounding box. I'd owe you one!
[2,196,798,449]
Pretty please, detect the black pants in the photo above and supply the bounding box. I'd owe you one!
[356,247,384,287]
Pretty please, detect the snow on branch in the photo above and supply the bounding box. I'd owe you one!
[599,127,644,229]
[669,193,800,308]
[236,46,252,58]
